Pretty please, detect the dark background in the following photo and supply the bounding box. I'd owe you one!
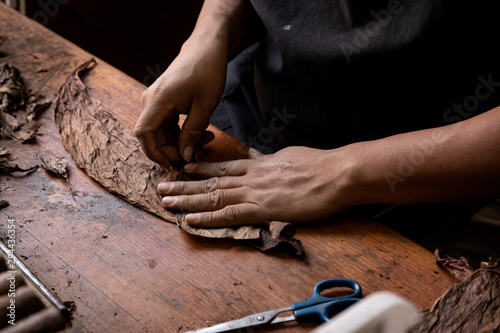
[26,0,204,85]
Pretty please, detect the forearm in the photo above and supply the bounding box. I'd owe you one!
[186,0,264,60]
[345,106,500,205]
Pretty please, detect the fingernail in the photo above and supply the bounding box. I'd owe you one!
[162,196,177,207]
[184,163,195,173]
[185,213,201,225]
[183,145,194,162]
[158,183,172,194]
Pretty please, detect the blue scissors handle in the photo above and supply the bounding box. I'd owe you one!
[292,279,362,322]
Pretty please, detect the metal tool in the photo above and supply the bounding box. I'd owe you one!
[0,241,72,332]
[185,279,362,333]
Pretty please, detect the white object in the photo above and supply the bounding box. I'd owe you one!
[310,292,420,333]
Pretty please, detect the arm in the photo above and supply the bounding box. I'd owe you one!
[352,105,500,205]
[188,0,263,60]
[134,0,264,168]
[158,106,500,227]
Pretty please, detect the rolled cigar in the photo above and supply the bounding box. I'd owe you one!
[0,286,45,328]
[0,307,69,333]
[0,271,25,295]
[0,259,7,272]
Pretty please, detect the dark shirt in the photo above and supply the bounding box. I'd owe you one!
[209,0,500,251]
[250,0,500,149]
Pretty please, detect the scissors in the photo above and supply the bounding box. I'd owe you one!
[185,279,362,333]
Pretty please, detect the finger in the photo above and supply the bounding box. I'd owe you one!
[136,130,171,168]
[199,130,215,146]
[161,188,245,212]
[158,176,239,196]
[184,203,266,228]
[246,147,263,160]
[178,103,211,162]
[159,145,183,166]
[183,160,252,178]
[135,103,177,168]
[192,131,216,161]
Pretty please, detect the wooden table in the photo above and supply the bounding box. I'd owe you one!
[0,3,454,332]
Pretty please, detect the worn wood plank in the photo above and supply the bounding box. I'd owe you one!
[0,3,454,332]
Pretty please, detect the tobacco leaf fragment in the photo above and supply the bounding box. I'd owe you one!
[249,221,305,256]
[63,301,76,317]
[54,59,303,253]
[409,258,500,333]
[38,154,75,198]
[0,158,38,174]
[0,146,38,175]
[0,63,50,142]
[0,147,9,157]
[38,155,68,178]
[0,63,24,114]
[435,247,474,283]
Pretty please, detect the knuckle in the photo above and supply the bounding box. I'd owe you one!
[172,181,185,194]
[224,205,239,221]
[133,125,145,138]
[218,161,234,175]
[207,190,223,208]
[218,162,229,175]
[204,177,220,192]
[179,195,192,208]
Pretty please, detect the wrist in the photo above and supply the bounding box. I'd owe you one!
[181,28,230,61]
[331,142,382,208]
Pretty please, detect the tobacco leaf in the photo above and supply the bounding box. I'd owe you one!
[0,147,38,175]
[0,158,38,174]
[54,59,304,252]
[409,258,500,333]
[250,221,305,256]
[38,155,68,178]
[434,247,474,283]
[0,181,8,209]
[37,154,75,198]
[0,63,50,142]
[0,146,9,157]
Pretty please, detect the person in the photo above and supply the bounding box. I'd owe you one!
[134,0,500,253]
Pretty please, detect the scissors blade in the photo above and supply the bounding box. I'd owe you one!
[184,306,294,333]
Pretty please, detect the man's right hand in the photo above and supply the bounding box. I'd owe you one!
[135,0,263,169]
[134,35,228,168]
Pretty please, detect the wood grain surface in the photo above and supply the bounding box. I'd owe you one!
[0,4,454,332]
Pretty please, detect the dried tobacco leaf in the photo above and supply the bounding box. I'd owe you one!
[37,154,75,198]
[435,248,474,283]
[38,155,68,178]
[0,147,38,175]
[0,63,50,142]
[0,63,24,115]
[54,59,303,253]
[55,59,180,224]
[0,158,38,174]
[250,221,305,256]
[409,258,500,333]
[0,147,9,157]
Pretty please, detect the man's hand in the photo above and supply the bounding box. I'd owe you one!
[157,147,354,227]
[134,0,263,169]
[157,105,500,228]
[134,38,227,168]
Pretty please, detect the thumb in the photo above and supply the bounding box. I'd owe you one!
[178,104,211,162]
